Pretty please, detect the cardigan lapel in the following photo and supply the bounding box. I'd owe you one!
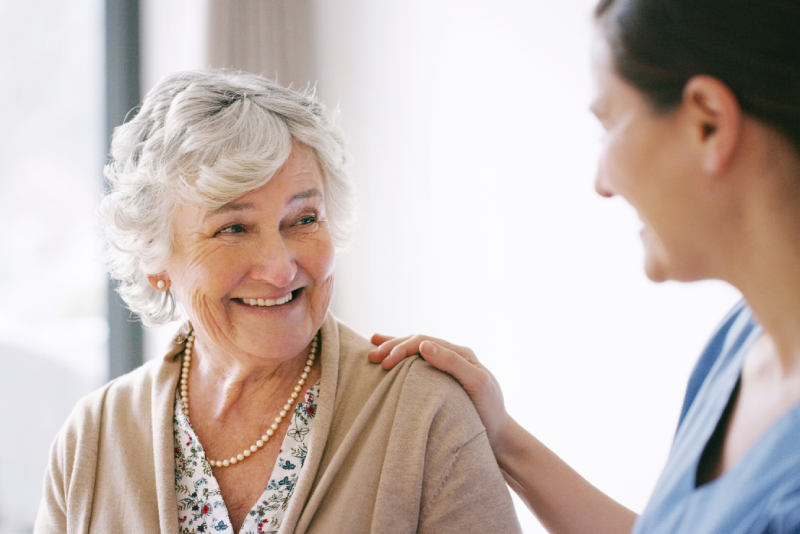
[152,332,188,534]
[280,312,341,533]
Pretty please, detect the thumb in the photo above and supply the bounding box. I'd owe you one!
[420,340,481,388]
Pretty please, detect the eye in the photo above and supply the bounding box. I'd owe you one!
[297,213,318,225]
[216,224,245,235]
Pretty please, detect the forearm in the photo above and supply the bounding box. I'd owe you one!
[496,418,637,534]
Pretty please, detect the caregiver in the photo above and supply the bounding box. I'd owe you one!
[370,0,800,532]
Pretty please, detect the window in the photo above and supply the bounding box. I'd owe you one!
[0,0,105,530]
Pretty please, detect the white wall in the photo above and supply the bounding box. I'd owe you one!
[312,1,741,531]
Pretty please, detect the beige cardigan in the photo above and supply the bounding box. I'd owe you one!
[35,313,521,533]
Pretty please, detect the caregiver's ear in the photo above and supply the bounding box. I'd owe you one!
[681,75,742,176]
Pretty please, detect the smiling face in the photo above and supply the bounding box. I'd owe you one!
[165,143,335,365]
[590,34,713,283]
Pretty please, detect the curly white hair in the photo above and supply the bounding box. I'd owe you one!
[100,70,355,326]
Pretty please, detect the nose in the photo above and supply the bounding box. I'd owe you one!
[249,234,297,288]
[594,163,615,198]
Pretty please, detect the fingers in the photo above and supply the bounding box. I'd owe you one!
[370,333,395,346]
[380,335,428,369]
[367,334,413,364]
[418,340,484,391]
[369,327,481,374]
[390,335,478,364]
[368,333,442,368]
[369,333,479,372]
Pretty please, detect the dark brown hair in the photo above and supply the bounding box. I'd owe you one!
[595,0,800,151]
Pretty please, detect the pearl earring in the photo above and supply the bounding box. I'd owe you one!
[157,280,166,289]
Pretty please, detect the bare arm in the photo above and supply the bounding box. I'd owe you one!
[368,335,637,534]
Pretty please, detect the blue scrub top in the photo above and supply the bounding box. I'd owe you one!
[633,301,800,533]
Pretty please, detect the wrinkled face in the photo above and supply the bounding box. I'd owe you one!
[590,34,705,282]
[166,143,335,364]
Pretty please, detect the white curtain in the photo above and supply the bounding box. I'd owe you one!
[206,0,315,86]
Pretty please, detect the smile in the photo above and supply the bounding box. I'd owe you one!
[238,292,294,307]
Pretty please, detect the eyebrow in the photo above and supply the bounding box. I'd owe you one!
[204,188,323,222]
[288,188,323,205]
[204,201,256,222]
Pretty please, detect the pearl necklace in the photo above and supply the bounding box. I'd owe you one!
[180,330,319,468]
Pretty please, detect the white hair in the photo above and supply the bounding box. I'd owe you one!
[100,69,355,327]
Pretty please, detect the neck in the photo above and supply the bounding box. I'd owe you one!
[180,330,319,469]
[716,121,800,375]
[725,190,800,375]
[738,281,800,377]
[190,334,315,419]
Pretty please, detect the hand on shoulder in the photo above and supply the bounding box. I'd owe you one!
[368,333,510,450]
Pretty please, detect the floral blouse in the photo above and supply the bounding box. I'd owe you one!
[173,380,321,534]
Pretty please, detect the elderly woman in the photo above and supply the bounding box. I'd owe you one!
[372,0,800,532]
[34,71,520,533]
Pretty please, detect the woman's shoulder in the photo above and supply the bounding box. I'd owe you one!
[334,316,477,391]
[105,356,177,403]
[305,317,515,533]
[39,357,178,532]
[329,316,484,439]
[59,356,177,438]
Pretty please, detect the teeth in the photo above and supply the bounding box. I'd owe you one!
[242,293,293,307]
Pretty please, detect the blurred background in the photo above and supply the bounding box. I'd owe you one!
[0,0,741,532]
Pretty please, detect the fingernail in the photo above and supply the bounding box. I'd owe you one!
[422,341,437,357]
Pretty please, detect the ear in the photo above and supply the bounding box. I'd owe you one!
[147,273,171,291]
[681,75,742,176]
